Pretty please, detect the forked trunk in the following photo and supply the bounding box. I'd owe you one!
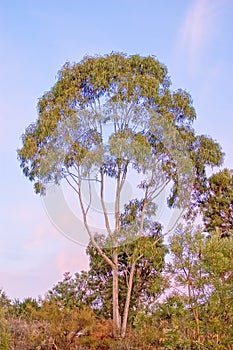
[121,262,136,338]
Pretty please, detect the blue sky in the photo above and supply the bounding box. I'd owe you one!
[0,0,233,299]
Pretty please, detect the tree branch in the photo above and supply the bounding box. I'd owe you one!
[78,185,115,269]
[100,167,112,237]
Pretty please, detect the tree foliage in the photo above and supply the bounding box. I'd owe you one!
[167,226,233,348]
[201,168,233,236]
[18,53,222,204]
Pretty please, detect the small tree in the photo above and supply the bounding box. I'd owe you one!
[18,53,223,337]
[201,168,233,236]
[169,227,233,347]
[168,226,206,344]
[48,230,167,322]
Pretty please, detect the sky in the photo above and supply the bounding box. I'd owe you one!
[0,0,233,299]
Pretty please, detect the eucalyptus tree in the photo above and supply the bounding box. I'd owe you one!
[18,53,223,337]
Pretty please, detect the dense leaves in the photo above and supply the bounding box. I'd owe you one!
[18,53,223,203]
[201,168,233,235]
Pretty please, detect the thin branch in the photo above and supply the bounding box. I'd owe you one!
[138,187,149,237]
[224,271,233,283]
[153,208,185,246]
[68,171,80,187]
[124,267,129,288]
[100,167,112,236]
[150,179,171,201]
[64,176,80,196]
[67,168,101,183]
[115,161,121,234]
[78,185,115,269]
[85,175,92,215]
[119,161,129,192]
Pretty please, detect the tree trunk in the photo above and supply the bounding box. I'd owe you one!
[112,163,121,337]
[112,248,120,337]
[192,307,201,345]
[121,262,136,338]
[187,277,201,345]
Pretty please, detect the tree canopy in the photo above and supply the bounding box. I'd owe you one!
[18,53,222,201]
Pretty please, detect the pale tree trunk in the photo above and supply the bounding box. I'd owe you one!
[112,163,121,337]
[120,193,148,337]
[121,262,136,338]
[112,249,121,337]
[76,173,121,336]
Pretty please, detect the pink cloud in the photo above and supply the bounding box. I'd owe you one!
[24,222,59,250]
[0,264,60,300]
[55,246,89,275]
[24,225,48,249]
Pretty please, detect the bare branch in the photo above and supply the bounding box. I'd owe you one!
[78,185,115,269]
[100,167,112,236]
[138,187,149,237]
[85,175,92,215]
[115,162,121,234]
[150,179,170,201]
[153,208,185,246]
[67,168,101,183]
[64,176,79,196]
[119,161,129,192]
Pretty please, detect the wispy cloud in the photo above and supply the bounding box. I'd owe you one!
[24,225,52,249]
[55,247,88,275]
[177,0,223,71]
